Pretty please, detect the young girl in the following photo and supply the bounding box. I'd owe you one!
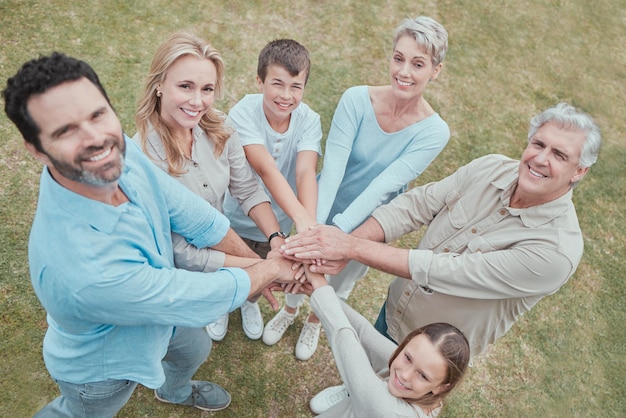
[303,274,469,417]
[133,31,284,341]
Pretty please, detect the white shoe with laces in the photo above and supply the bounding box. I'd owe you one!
[309,385,349,414]
[205,314,228,341]
[295,320,322,361]
[262,306,299,345]
[241,300,263,340]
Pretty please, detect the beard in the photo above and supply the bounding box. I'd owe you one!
[46,136,126,186]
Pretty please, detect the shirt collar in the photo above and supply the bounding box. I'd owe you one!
[40,155,132,235]
[144,123,201,161]
[491,165,574,228]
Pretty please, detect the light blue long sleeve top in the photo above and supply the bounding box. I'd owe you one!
[28,138,251,388]
[316,86,450,232]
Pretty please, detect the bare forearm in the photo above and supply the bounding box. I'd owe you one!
[282,218,385,262]
[244,257,297,297]
[244,260,279,297]
[248,202,281,238]
[223,254,261,268]
[281,217,401,277]
[213,228,259,259]
[351,217,386,241]
[347,218,409,278]
[295,168,318,230]
[349,237,411,279]
[260,163,316,231]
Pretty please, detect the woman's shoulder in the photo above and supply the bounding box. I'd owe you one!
[335,86,374,118]
[132,124,167,161]
[341,85,371,100]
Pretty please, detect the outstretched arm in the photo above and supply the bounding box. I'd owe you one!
[280,217,411,277]
[173,231,260,273]
[244,144,318,232]
[244,256,300,299]
[247,202,284,251]
[212,227,261,259]
[309,286,412,417]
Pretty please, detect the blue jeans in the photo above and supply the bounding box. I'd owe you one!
[374,301,397,344]
[34,327,211,417]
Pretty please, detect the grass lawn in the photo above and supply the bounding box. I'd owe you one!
[1,0,624,416]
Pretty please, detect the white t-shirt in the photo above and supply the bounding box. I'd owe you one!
[223,94,322,241]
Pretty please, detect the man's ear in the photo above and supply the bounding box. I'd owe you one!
[571,165,589,184]
[256,75,264,91]
[24,141,51,166]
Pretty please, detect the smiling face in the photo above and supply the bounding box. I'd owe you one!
[388,334,449,400]
[25,77,125,192]
[257,64,307,131]
[390,35,442,98]
[513,122,589,208]
[158,55,217,137]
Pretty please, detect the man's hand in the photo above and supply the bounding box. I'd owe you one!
[245,255,301,301]
[308,259,350,276]
[259,286,280,310]
[271,255,301,284]
[280,225,353,262]
[268,248,307,280]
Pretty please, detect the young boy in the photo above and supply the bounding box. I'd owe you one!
[215,39,323,360]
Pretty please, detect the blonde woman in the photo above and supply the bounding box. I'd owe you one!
[133,31,285,341]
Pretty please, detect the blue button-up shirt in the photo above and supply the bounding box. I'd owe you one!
[29,138,251,388]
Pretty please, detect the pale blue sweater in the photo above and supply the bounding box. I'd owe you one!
[316,86,450,232]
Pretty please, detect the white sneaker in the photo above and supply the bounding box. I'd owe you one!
[295,320,321,361]
[262,306,299,346]
[205,314,228,341]
[309,385,349,414]
[241,301,263,340]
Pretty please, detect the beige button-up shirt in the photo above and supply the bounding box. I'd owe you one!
[132,121,269,272]
[372,154,583,356]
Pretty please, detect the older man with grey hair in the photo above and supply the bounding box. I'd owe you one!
[282,103,601,413]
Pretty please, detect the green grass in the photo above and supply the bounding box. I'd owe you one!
[1,0,624,416]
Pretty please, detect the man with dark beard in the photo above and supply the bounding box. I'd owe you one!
[4,52,299,417]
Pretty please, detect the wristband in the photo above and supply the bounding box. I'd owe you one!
[268,231,287,242]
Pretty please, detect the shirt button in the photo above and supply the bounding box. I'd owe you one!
[499,209,506,215]
[443,248,450,253]
[203,183,208,188]
[404,291,410,296]
[471,228,477,233]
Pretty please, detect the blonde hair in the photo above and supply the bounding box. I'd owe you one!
[135,30,231,175]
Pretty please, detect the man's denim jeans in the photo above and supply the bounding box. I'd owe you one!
[34,327,211,417]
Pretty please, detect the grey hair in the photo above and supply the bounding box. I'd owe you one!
[393,16,448,67]
[528,102,601,168]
